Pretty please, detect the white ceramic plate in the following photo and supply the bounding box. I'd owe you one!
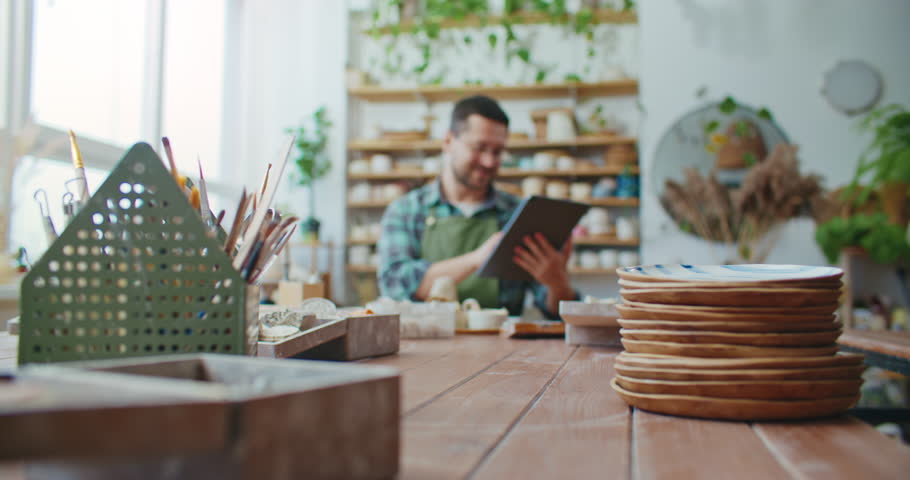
[619,264,843,283]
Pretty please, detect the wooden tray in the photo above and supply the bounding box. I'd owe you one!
[456,328,500,335]
[615,351,864,370]
[614,374,862,400]
[502,320,565,338]
[614,364,866,382]
[617,318,841,333]
[610,378,858,421]
[619,329,843,347]
[620,287,841,308]
[258,314,399,361]
[621,339,839,358]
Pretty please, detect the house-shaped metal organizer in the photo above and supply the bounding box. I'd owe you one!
[18,142,257,365]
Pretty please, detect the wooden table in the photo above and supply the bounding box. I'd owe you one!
[838,329,910,376]
[2,334,910,478]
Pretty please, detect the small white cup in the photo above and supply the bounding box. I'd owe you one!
[556,155,575,171]
[349,159,370,174]
[349,182,371,202]
[522,177,546,197]
[616,216,638,241]
[570,182,592,202]
[349,245,371,265]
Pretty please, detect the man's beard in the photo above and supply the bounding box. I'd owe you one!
[452,161,495,192]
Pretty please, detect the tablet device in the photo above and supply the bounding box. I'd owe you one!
[476,195,590,282]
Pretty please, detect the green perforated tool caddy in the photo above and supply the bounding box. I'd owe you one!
[18,142,257,365]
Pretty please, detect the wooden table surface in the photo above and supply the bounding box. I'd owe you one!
[2,333,910,479]
[838,329,910,360]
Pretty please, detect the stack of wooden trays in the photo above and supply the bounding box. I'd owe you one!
[611,264,864,421]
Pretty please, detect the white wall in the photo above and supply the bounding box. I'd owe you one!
[222,0,350,301]
[639,0,910,266]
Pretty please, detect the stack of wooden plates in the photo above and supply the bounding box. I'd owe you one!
[611,264,864,421]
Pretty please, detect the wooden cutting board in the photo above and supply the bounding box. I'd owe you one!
[614,374,862,400]
[621,300,838,316]
[614,364,866,382]
[619,329,843,347]
[610,378,858,421]
[621,339,839,358]
[617,318,841,333]
[615,351,864,370]
[620,288,841,308]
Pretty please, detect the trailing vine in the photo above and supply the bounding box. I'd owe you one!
[367,0,636,86]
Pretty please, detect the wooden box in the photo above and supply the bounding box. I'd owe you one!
[3,354,400,479]
[258,314,400,361]
[559,301,622,347]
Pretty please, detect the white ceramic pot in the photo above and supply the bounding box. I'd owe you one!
[349,182,371,202]
[467,308,509,330]
[584,208,610,235]
[599,249,618,269]
[580,250,600,269]
[383,183,407,200]
[546,181,569,199]
[570,182,592,202]
[556,155,575,171]
[616,216,639,241]
[546,111,576,141]
[349,159,370,174]
[371,154,393,173]
[533,151,555,170]
[618,251,640,267]
[422,156,441,173]
[522,176,546,197]
[349,245,371,265]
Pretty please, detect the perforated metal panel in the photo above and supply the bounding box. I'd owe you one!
[19,142,250,364]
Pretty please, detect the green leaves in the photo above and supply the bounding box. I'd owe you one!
[516,48,530,63]
[487,32,498,49]
[742,152,758,166]
[290,107,332,188]
[535,70,548,84]
[718,96,737,114]
[815,213,910,264]
[565,73,582,83]
[704,120,719,134]
[757,107,773,121]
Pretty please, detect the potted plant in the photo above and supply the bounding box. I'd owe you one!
[287,106,332,243]
[815,104,910,263]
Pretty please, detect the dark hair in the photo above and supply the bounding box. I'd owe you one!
[449,95,509,134]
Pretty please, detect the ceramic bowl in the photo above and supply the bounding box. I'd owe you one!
[467,308,508,330]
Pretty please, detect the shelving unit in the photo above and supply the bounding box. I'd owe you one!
[346,78,641,297]
[367,9,638,35]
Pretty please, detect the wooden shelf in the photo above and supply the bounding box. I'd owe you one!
[348,135,637,152]
[572,235,639,246]
[367,9,638,36]
[569,267,620,275]
[587,197,639,207]
[348,200,394,208]
[347,264,377,273]
[348,238,379,245]
[498,166,638,177]
[349,79,638,103]
[348,166,638,181]
[349,170,437,180]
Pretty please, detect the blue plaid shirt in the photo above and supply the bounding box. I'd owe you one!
[377,181,566,319]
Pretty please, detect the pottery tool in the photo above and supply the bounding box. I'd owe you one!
[232,136,294,274]
[215,209,226,227]
[259,163,272,204]
[68,130,90,205]
[249,223,298,284]
[224,188,249,257]
[197,156,213,227]
[61,192,77,225]
[161,137,181,184]
[33,189,57,245]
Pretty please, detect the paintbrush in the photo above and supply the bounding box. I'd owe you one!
[197,156,213,227]
[68,130,90,205]
[232,135,295,273]
[161,137,182,185]
[224,188,248,257]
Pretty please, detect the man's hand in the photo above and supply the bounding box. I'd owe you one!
[513,233,572,291]
[469,232,503,268]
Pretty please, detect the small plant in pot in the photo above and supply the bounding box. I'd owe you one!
[287,106,332,243]
[814,104,910,264]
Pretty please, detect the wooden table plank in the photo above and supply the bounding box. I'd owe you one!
[633,411,791,479]
[838,329,910,359]
[362,338,460,371]
[472,347,631,480]
[754,416,910,480]
[397,336,520,413]
[400,339,574,480]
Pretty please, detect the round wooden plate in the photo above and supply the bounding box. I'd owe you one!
[615,351,864,370]
[610,378,858,421]
[614,374,862,400]
[619,329,843,347]
[621,339,839,358]
[620,288,841,308]
[615,305,835,323]
[619,278,842,290]
[617,265,843,284]
[619,300,838,317]
[617,318,841,333]
[614,364,866,382]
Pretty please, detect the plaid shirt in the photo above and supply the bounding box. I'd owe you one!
[377,181,564,319]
